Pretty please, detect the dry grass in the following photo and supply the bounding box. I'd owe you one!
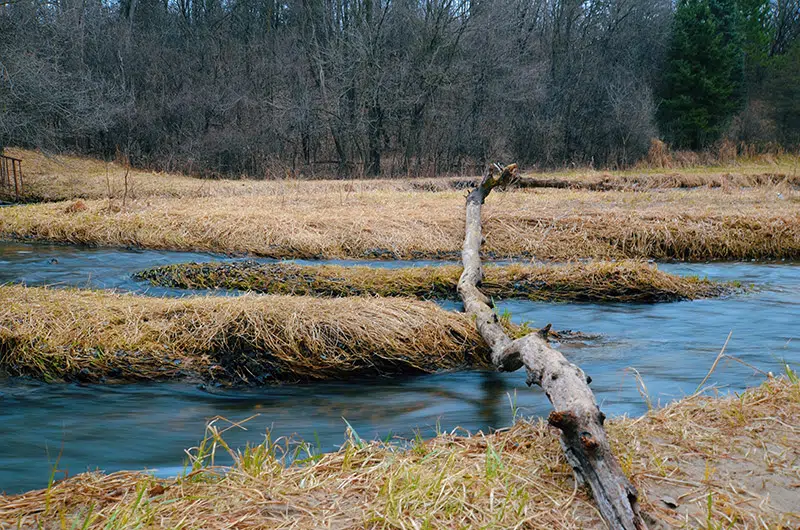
[136,260,734,303]
[0,148,441,202]
[0,285,491,384]
[510,169,800,191]
[1,185,798,261]
[3,148,798,203]
[1,377,797,529]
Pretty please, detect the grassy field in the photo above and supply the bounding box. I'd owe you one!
[1,377,797,529]
[0,285,502,384]
[4,148,800,201]
[136,260,734,303]
[1,148,797,261]
[1,186,797,261]
[1,150,798,528]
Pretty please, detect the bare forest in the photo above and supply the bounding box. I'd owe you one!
[1,0,799,177]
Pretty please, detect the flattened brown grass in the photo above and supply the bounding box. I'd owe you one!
[1,187,797,261]
[136,260,734,303]
[0,285,489,384]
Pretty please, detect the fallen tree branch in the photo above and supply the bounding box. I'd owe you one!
[458,164,646,530]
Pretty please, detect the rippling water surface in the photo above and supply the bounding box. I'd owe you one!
[1,242,797,493]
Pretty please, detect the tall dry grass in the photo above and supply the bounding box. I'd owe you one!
[3,147,799,202]
[0,148,454,202]
[0,285,489,384]
[516,169,800,190]
[1,186,797,260]
[136,260,734,302]
[2,377,797,529]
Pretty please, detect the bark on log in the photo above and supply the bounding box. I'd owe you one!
[458,164,646,530]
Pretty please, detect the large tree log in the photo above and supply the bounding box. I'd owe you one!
[458,164,646,530]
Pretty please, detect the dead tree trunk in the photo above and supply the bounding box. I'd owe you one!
[458,164,646,530]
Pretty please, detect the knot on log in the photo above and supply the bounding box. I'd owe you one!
[524,366,542,386]
[547,410,578,433]
[580,431,600,453]
[549,411,607,454]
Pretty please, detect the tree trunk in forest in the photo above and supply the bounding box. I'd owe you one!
[458,163,647,530]
[367,102,383,176]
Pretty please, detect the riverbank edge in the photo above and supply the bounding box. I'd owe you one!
[1,376,797,529]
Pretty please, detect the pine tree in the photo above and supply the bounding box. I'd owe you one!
[737,0,772,79]
[657,0,745,149]
[765,41,800,146]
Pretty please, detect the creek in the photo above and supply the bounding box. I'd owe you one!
[1,242,797,494]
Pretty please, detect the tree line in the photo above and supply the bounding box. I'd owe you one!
[0,0,798,177]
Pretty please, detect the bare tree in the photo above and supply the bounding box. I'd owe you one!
[0,0,796,175]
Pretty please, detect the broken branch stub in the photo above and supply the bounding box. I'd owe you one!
[457,164,646,530]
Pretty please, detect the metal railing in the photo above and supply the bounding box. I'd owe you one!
[0,154,23,199]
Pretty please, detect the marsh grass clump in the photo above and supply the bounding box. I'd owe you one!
[2,378,797,529]
[136,260,734,303]
[0,285,491,384]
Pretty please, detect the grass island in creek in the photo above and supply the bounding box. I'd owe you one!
[135,260,736,303]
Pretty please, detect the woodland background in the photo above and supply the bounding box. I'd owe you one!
[1,0,798,177]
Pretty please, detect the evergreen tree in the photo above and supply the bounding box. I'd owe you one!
[765,41,800,146]
[737,0,772,79]
[658,0,745,148]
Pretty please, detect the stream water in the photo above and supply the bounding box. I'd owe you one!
[1,242,798,494]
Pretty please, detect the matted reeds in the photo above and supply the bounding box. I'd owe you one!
[0,285,493,384]
[1,186,798,261]
[135,260,734,303]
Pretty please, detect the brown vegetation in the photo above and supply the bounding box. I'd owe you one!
[513,169,800,191]
[1,377,797,529]
[135,260,733,303]
[0,285,491,384]
[4,148,799,203]
[1,183,797,261]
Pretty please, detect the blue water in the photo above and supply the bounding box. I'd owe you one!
[0,242,798,494]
